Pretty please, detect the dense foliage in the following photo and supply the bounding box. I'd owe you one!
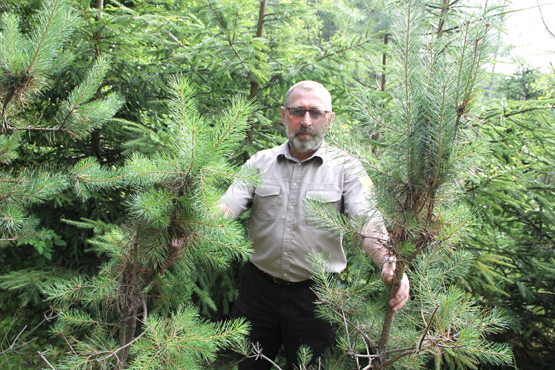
[0,0,553,369]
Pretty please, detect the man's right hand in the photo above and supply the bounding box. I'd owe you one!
[219,203,236,218]
[160,238,184,274]
[381,260,410,313]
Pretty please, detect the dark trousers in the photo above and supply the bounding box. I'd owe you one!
[233,261,335,370]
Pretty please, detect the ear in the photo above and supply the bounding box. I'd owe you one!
[281,106,287,126]
[328,112,335,127]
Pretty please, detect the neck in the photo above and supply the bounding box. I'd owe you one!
[288,143,319,162]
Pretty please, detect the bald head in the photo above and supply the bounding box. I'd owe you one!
[283,81,333,111]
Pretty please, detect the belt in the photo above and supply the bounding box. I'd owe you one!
[250,262,313,287]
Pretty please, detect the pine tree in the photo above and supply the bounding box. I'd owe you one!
[0,0,124,248]
[43,76,258,369]
[305,0,514,368]
[0,0,124,365]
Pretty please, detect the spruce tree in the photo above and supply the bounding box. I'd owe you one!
[305,0,514,368]
[464,68,555,368]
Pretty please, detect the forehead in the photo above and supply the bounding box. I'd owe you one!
[287,88,331,109]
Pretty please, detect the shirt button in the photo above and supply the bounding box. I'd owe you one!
[286,228,291,232]
[289,206,294,209]
[293,182,297,186]
[284,273,288,277]
[297,162,301,166]
[283,252,288,256]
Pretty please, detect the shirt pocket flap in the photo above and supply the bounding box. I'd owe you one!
[305,190,341,203]
[255,184,281,197]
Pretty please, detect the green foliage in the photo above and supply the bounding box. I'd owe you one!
[464,67,555,369]
[310,249,513,369]
[310,0,514,368]
[0,0,124,250]
[0,0,77,112]
[42,78,258,368]
[1,0,551,368]
[0,1,124,367]
[129,306,248,370]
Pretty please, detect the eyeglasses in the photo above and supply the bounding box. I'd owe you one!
[285,107,330,120]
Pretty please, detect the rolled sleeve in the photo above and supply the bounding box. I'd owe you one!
[343,163,384,230]
[222,183,253,218]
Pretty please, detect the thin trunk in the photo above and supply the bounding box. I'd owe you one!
[380,34,388,93]
[377,262,406,368]
[437,0,449,37]
[249,0,267,101]
[244,0,267,163]
[119,237,140,369]
[91,0,104,159]
[0,89,16,135]
[372,34,388,155]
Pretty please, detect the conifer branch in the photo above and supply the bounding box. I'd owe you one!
[431,83,448,189]
[213,108,242,151]
[207,1,255,81]
[174,219,226,228]
[188,127,197,176]
[198,169,209,210]
[59,59,107,131]
[249,342,284,370]
[3,126,68,133]
[94,331,147,363]
[416,304,440,353]
[27,0,63,73]
[299,39,374,68]
[202,236,248,253]
[38,350,56,369]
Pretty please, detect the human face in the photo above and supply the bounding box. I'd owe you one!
[281,88,335,160]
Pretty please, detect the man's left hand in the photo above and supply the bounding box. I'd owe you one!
[381,261,410,313]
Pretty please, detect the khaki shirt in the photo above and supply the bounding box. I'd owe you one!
[223,141,380,281]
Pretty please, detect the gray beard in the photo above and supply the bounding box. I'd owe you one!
[288,127,324,153]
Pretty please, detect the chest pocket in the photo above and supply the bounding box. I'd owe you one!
[253,184,281,223]
[304,190,342,229]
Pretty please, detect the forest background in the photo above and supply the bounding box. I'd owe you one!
[0,0,553,369]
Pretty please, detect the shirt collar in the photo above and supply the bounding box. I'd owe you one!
[278,140,327,163]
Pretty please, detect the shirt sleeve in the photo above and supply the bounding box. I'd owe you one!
[221,158,257,217]
[342,159,384,227]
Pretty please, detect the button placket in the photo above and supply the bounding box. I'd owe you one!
[282,160,303,278]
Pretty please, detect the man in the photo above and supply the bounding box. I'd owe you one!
[220,81,410,369]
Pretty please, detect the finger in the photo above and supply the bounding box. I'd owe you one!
[389,274,410,311]
[381,270,391,284]
[380,261,396,284]
[170,238,184,250]
[391,294,409,312]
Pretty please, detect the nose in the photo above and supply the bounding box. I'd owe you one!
[300,110,312,126]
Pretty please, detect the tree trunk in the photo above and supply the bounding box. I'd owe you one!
[372,33,388,155]
[437,0,449,37]
[376,262,406,368]
[244,0,267,163]
[91,0,104,160]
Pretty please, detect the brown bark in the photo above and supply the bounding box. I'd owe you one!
[380,34,388,93]
[376,262,406,368]
[244,0,267,162]
[437,0,449,37]
[90,0,104,159]
[372,33,388,155]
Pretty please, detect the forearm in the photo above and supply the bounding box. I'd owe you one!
[218,203,236,218]
[362,221,410,311]
[361,222,391,267]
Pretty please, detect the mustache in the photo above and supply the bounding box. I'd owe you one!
[294,126,317,135]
